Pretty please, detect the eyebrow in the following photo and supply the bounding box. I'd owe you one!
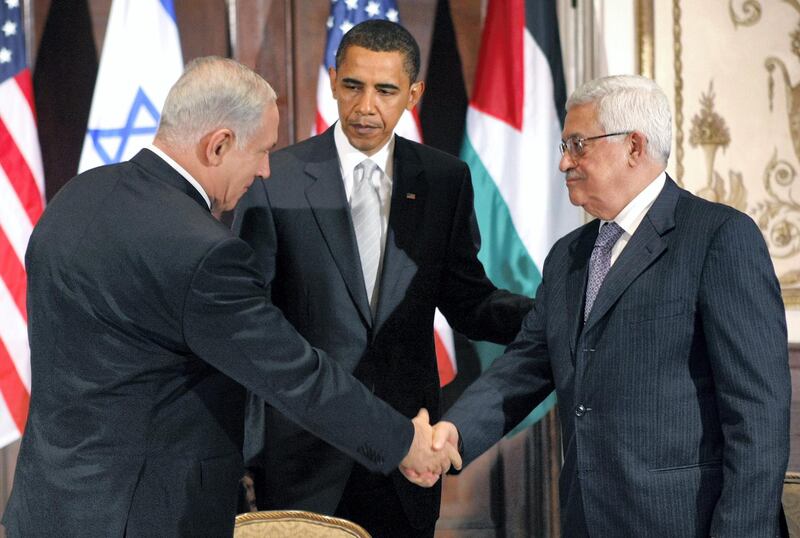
[341,77,400,92]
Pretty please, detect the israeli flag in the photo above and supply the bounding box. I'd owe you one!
[78,0,183,173]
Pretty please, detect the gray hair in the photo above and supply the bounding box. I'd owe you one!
[566,75,672,164]
[157,56,277,149]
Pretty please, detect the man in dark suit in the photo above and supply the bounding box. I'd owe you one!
[2,56,459,538]
[433,74,791,536]
[234,20,532,538]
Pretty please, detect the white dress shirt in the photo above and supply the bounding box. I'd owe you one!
[604,171,666,266]
[333,122,396,307]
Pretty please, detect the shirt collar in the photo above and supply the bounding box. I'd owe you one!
[603,171,666,236]
[147,144,211,210]
[334,121,395,183]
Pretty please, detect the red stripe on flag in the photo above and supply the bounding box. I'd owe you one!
[13,71,37,121]
[0,227,28,322]
[470,0,525,131]
[0,338,29,435]
[0,116,44,226]
[435,331,455,387]
[316,110,329,136]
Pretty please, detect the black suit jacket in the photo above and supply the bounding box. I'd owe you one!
[445,178,790,537]
[234,127,533,529]
[3,150,414,537]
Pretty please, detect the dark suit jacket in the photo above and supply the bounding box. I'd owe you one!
[234,127,533,529]
[445,178,790,537]
[3,149,414,537]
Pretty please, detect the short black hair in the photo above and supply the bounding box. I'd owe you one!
[335,20,421,82]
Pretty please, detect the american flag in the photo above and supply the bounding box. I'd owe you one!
[0,0,43,447]
[314,0,457,386]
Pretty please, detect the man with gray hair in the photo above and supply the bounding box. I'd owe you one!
[3,56,459,537]
[433,74,790,536]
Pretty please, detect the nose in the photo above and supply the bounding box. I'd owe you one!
[355,89,376,115]
[559,150,575,173]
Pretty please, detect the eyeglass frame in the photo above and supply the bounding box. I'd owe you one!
[558,131,633,158]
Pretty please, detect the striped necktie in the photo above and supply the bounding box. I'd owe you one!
[351,159,382,311]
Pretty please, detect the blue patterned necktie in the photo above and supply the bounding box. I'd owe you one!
[584,221,624,322]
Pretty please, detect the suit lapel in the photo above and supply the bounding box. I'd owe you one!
[582,177,680,331]
[566,223,597,356]
[303,130,373,327]
[373,137,427,333]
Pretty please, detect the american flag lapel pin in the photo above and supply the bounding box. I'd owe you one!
[406,193,416,200]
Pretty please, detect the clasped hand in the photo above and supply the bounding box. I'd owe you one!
[398,409,461,487]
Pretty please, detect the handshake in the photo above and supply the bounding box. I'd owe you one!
[398,409,461,488]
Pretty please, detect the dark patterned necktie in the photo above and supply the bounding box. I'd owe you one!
[584,221,624,322]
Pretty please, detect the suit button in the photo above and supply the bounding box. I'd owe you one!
[575,404,587,417]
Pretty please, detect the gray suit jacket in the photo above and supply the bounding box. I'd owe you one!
[3,149,413,537]
[445,178,790,537]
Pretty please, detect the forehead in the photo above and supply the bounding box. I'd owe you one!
[337,46,409,85]
[562,102,600,138]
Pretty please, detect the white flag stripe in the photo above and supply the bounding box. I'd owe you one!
[79,0,183,172]
[0,396,21,448]
[0,80,45,194]
[466,34,577,269]
[0,164,35,263]
[433,308,455,369]
[0,280,31,390]
[316,65,337,130]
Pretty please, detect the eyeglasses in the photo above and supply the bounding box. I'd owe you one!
[559,131,632,158]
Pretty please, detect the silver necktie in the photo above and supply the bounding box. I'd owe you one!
[351,159,382,311]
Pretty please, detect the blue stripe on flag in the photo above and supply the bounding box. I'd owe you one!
[159,0,177,25]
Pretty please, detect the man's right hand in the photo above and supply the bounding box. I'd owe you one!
[398,409,462,487]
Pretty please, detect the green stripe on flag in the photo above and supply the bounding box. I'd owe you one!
[461,134,556,436]
[461,136,541,297]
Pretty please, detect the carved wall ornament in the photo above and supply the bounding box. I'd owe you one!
[688,81,747,211]
[673,0,685,186]
[754,152,800,259]
[729,0,763,27]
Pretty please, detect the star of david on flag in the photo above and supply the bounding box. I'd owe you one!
[78,0,183,172]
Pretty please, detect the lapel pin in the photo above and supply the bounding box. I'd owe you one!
[406,193,416,200]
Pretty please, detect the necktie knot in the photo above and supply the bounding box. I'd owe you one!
[356,159,379,189]
[595,221,624,249]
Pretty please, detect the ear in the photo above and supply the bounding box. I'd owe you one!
[328,67,338,99]
[203,128,235,167]
[627,131,647,166]
[406,80,425,111]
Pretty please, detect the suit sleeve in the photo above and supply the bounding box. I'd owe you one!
[699,213,790,536]
[443,265,555,465]
[181,236,414,475]
[437,164,534,344]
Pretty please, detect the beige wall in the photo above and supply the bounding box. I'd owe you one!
[652,0,800,341]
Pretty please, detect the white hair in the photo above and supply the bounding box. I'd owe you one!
[566,75,672,164]
[157,56,277,149]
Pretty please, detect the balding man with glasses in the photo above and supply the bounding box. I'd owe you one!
[433,74,790,537]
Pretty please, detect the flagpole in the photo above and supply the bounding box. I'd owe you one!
[23,0,33,68]
[226,0,238,60]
